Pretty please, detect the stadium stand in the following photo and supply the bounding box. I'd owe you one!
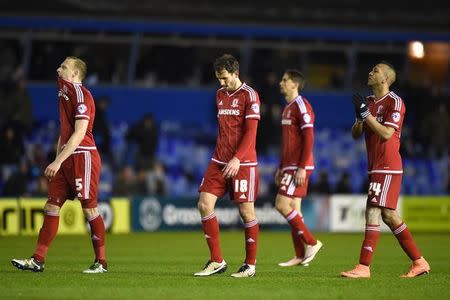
[0,4,449,197]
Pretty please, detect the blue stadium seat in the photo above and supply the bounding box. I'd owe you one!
[5,121,446,197]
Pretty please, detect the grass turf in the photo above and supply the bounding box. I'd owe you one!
[0,231,449,299]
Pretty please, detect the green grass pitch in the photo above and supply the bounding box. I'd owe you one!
[1,231,449,299]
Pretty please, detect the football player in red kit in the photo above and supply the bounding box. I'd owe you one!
[341,61,430,278]
[194,54,261,278]
[275,70,323,267]
[11,56,107,274]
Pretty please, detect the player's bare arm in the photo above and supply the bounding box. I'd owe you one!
[364,115,395,140]
[55,136,61,156]
[351,120,364,139]
[45,119,89,178]
[222,156,240,178]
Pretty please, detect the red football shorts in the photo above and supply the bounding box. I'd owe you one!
[366,173,402,209]
[277,168,312,198]
[48,150,101,208]
[199,161,259,203]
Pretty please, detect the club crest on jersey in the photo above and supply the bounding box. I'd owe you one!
[392,112,401,122]
[377,105,384,115]
[303,113,311,123]
[63,85,68,93]
[231,98,239,107]
[251,103,260,113]
[77,104,87,114]
[286,110,291,118]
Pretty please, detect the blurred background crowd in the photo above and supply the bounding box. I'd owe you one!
[0,0,449,200]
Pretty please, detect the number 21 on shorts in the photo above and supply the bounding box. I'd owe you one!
[280,173,293,186]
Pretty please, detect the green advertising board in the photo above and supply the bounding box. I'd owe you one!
[403,196,450,232]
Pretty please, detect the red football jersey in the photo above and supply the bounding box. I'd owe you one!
[280,96,315,170]
[57,77,97,151]
[364,91,405,174]
[212,83,260,166]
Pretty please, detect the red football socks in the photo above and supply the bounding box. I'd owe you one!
[201,213,223,262]
[33,211,60,262]
[359,224,380,266]
[286,210,316,246]
[244,219,259,265]
[291,226,305,258]
[88,214,107,268]
[393,222,422,260]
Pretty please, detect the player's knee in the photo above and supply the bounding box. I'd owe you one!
[289,201,298,210]
[44,203,61,214]
[275,196,291,215]
[197,200,212,214]
[275,200,287,214]
[366,205,381,223]
[381,209,397,226]
[83,207,99,220]
[239,210,256,222]
[239,205,255,221]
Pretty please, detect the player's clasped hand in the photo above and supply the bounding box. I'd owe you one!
[44,161,62,179]
[222,157,240,178]
[351,92,370,120]
[294,168,307,187]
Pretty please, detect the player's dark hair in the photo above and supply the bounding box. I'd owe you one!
[285,69,306,92]
[379,60,396,85]
[214,54,240,74]
[379,60,395,72]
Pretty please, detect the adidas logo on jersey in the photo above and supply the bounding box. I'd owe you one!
[240,194,246,199]
[218,101,223,106]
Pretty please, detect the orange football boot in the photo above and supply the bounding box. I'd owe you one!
[401,257,430,278]
[341,264,370,278]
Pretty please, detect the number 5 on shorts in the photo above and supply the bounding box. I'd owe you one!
[75,178,83,191]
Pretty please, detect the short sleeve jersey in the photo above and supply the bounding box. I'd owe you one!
[212,83,260,166]
[280,96,315,170]
[57,77,96,150]
[364,91,405,174]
